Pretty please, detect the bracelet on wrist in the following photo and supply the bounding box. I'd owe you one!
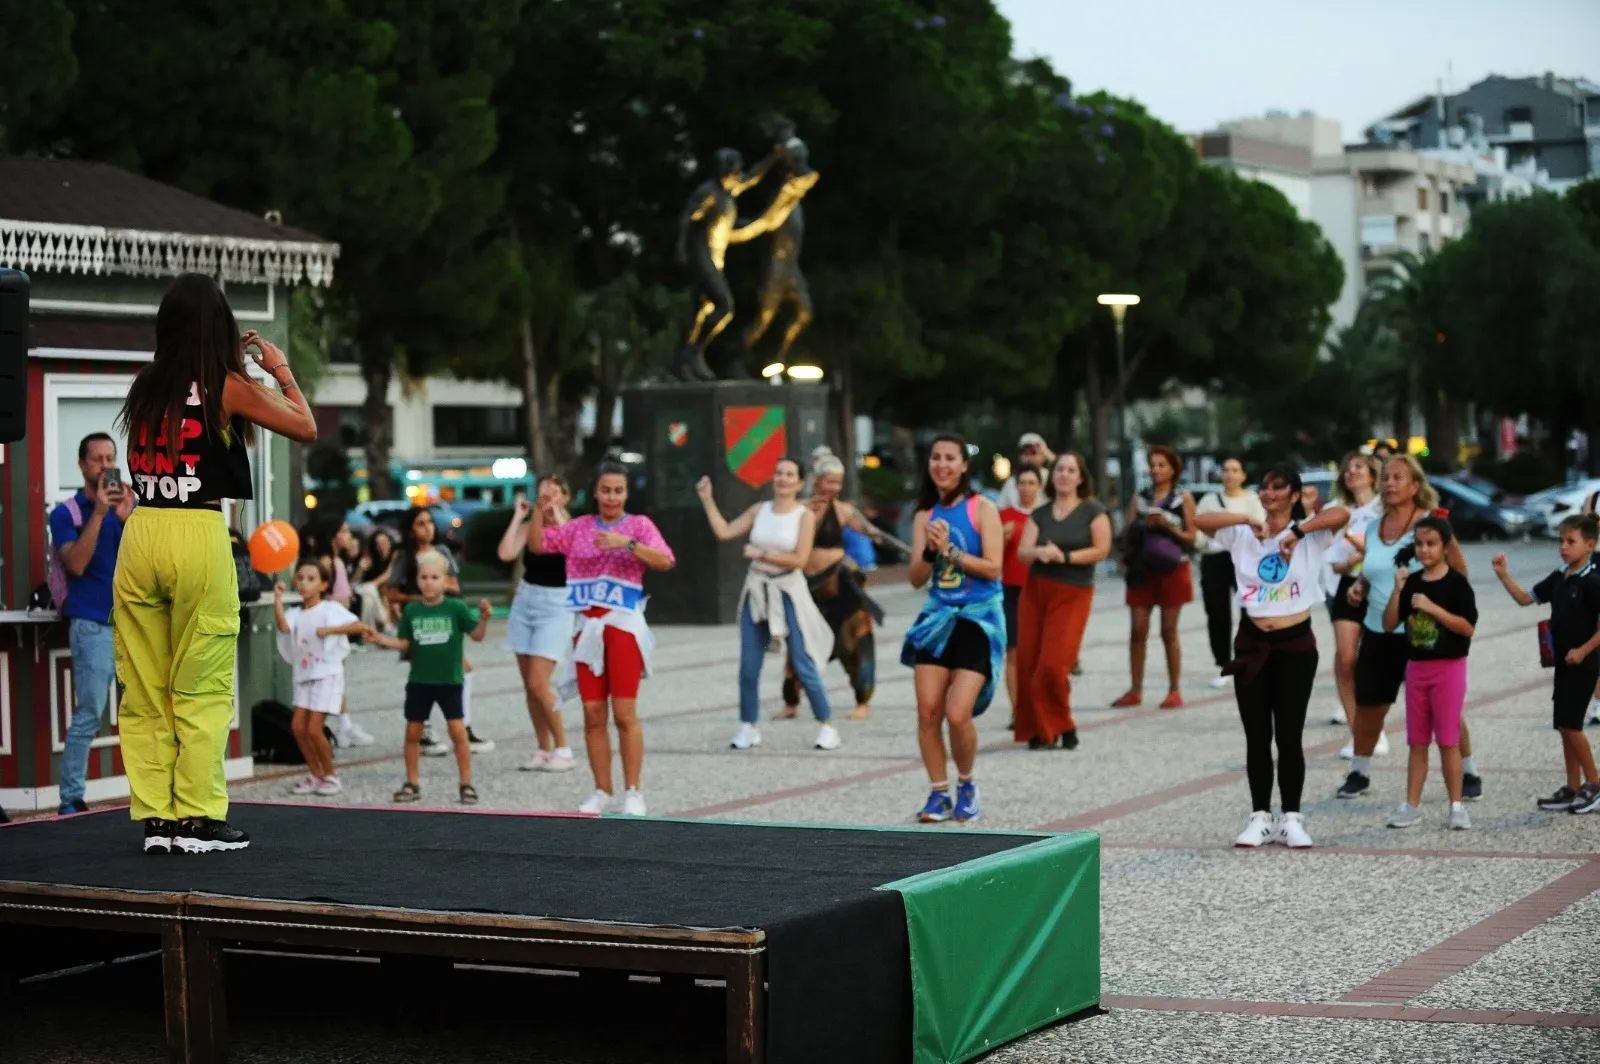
[921,547,939,563]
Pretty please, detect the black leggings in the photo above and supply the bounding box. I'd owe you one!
[1200,553,1236,670]
[1235,623,1319,813]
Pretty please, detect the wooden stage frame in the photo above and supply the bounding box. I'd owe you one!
[0,879,767,1064]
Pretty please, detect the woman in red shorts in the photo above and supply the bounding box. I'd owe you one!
[527,461,675,815]
[1115,445,1197,709]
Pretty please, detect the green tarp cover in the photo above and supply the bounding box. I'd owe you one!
[880,831,1101,1064]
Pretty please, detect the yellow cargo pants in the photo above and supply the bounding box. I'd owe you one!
[112,507,239,822]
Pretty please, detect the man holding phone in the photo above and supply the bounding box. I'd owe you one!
[51,432,135,814]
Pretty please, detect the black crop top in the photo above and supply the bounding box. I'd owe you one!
[522,548,567,588]
[127,385,253,508]
[813,502,844,549]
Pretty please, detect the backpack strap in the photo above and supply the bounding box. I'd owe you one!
[62,496,84,529]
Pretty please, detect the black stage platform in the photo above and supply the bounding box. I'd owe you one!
[0,803,1100,1064]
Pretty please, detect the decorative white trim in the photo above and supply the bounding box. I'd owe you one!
[0,756,255,811]
[0,219,337,288]
[0,652,11,758]
[49,647,120,754]
[31,284,274,322]
[31,347,154,364]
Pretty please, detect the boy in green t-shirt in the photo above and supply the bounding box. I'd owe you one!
[366,551,492,804]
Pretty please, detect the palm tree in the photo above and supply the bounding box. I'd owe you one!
[1357,251,1463,470]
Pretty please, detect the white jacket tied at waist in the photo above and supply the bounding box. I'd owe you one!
[737,567,835,673]
[556,603,655,704]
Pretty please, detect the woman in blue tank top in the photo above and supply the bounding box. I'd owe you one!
[902,434,1006,824]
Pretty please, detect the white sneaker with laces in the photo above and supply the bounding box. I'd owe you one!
[620,790,647,816]
[339,718,376,747]
[814,724,842,750]
[1339,739,1355,760]
[290,775,319,795]
[313,777,343,796]
[578,789,612,814]
[730,723,762,750]
[1277,812,1314,849]
[1328,705,1347,725]
[1233,811,1274,848]
[1587,699,1600,725]
[520,750,551,772]
[1375,731,1391,756]
[542,749,576,772]
[1208,674,1230,689]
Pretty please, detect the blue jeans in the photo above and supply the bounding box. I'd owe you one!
[740,597,831,724]
[61,617,115,806]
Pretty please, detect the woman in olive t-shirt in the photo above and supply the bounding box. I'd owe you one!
[1012,453,1114,750]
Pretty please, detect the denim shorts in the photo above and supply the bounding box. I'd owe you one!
[504,582,573,661]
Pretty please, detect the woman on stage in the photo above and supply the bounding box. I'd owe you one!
[115,273,317,853]
[903,435,1005,824]
[1195,464,1347,849]
[776,449,885,721]
[498,475,577,772]
[527,462,675,815]
[697,459,840,752]
[1013,453,1112,751]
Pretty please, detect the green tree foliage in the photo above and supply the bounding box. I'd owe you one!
[0,0,76,151]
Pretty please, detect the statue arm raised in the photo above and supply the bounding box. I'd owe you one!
[729,170,819,245]
[728,153,777,196]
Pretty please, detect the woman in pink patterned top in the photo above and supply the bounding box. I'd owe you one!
[528,462,675,816]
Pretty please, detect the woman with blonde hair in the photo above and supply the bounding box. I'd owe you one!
[1324,452,1385,751]
[1338,455,1479,800]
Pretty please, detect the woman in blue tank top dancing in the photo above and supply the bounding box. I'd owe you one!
[903,434,1006,823]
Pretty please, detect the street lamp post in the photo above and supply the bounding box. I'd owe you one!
[1097,294,1140,513]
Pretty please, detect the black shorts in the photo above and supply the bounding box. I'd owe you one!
[1552,664,1600,731]
[1003,585,1022,651]
[914,618,993,679]
[404,682,465,723]
[1354,629,1410,707]
[1327,574,1365,624]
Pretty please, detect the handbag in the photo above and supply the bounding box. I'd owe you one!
[1136,491,1185,573]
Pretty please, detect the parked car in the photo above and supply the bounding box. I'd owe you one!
[1432,480,1540,540]
[1530,479,1600,537]
[346,501,467,554]
[1440,470,1523,505]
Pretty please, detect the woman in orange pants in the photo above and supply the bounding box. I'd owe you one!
[1013,453,1114,750]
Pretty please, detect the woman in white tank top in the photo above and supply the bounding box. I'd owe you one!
[697,458,840,753]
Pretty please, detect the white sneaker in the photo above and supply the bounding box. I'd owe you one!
[814,724,842,750]
[338,718,376,747]
[313,776,343,796]
[620,790,647,816]
[1587,699,1600,725]
[1208,674,1231,689]
[290,775,319,795]
[1375,731,1391,756]
[578,789,612,814]
[1339,739,1355,760]
[542,749,576,772]
[520,750,551,772]
[1328,705,1347,725]
[1233,811,1274,848]
[1277,812,1314,849]
[730,723,762,750]
[419,728,450,757]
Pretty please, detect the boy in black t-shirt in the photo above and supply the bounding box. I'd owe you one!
[1493,514,1600,814]
[1383,516,1478,830]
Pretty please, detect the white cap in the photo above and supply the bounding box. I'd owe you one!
[1017,432,1046,449]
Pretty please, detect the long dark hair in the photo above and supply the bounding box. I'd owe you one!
[1260,462,1307,521]
[119,273,252,463]
[916,433,972,512]
[398,506,435,554]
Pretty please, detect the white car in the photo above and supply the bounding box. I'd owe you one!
[1528,479,1600,537]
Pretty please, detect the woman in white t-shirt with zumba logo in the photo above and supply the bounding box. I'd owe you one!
[1195,463,1348,849]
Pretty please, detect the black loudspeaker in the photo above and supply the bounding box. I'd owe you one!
[0,269,27,444]
[620,380,833,624]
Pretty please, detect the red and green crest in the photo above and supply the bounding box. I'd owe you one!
[722,405,787,488]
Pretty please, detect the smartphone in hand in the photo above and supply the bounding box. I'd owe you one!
[101,467,123,492]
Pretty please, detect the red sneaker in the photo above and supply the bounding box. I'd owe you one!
[1111,691,1141,708]
[1159,691,1185,710]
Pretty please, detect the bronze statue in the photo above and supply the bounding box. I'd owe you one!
[669,148,773,382]
[737,121,819,371]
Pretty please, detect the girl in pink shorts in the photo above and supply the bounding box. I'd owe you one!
[1382,515,1478,830]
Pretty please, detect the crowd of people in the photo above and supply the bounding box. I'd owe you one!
[30,273,1600,848]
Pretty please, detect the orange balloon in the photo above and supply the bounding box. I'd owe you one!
[249,520,300,573]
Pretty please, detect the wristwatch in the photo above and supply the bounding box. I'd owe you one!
[1289,522,1305,540]
[626,538,639,553]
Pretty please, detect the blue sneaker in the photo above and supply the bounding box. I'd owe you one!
[918,789,954,823]
[59,798,90,815]
[954,780,980,823]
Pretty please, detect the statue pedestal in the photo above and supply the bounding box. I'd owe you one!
[621,380,833,625]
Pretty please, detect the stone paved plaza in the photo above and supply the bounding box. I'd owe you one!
[216,537,1599,1062]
